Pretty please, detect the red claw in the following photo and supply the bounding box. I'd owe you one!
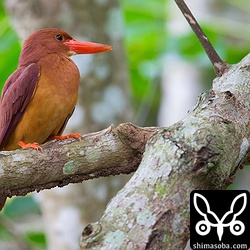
[18,141,43,151]
[51,133,82,140]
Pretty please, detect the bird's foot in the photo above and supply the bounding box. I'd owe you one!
[18,141,43,151]
[51,133,82,140]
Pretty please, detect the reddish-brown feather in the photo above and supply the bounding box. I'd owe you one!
[0,64,39,149]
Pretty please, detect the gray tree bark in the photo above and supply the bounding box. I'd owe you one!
[0,124,155,197]
[79,54,250,249]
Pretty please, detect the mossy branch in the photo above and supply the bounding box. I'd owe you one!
[80,54,250,249]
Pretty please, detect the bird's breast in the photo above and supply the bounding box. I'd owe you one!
[5,55,80,149]
[36,55,80,112]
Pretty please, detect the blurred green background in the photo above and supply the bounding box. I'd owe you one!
[0,0,250,249]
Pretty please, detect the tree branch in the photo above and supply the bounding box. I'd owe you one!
[174,0,229,76]
[80,53,250,249]
[0,123,156,199]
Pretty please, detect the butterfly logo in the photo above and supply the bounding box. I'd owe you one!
[193,193,247,241]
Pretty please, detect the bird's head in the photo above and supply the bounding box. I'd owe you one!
[19,28,112,66]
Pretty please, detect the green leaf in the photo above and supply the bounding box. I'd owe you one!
[0,2,21,89]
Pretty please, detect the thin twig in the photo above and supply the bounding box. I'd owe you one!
[174,0,229,76]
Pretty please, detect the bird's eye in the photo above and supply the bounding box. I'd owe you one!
[56,34,63,41]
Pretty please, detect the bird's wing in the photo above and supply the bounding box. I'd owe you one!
[0,63,40,149]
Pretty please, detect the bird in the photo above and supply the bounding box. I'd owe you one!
[0,28,112,211]
[0,28,112,151]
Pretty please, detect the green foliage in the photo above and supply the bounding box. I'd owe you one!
[122,0,167,125]
[175,25,250,65]
[0,1,20,89]
[3,196,40,217]
[25,231,47,248]
[0,196,46,249]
